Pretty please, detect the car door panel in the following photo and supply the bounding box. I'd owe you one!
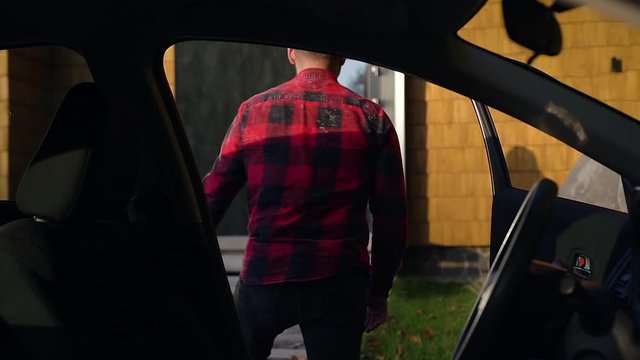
[492,188,629,282]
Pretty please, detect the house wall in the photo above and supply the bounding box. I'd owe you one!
[164,46,176,95]
[0,50,8,199]
[406,1,640,246]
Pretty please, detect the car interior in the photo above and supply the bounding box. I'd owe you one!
[458,101,640,359]
[1,0,640,359]
[0,79,248,359]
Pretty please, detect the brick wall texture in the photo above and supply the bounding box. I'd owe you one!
[408,1,640,246]
[164,46,176,95]
[0,50,8,199]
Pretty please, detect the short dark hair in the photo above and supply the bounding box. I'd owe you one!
[296,50,331,60]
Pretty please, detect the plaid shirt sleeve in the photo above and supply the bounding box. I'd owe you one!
[368,109,408,299]
[202,106,247,225]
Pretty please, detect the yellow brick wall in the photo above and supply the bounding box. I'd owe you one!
[0,50,8,199]
[408,1,640,246]
[423,82,492,246]
[164,46,176,96]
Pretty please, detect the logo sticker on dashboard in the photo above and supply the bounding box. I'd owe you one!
[572,253,592,280]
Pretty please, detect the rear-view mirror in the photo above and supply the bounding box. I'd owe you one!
[502,0,564,64]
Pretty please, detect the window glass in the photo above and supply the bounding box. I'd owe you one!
[460,2,640,121]
[490,107,628,212]
[458,3,634,212]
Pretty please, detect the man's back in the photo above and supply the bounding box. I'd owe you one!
[204,67,405,297]
[203,50,407,360]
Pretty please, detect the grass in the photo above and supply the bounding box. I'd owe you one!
[360,276,478,360]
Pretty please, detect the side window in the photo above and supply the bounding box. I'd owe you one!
[459,4,638,213]
[0,46,92,200]
[490,107,627,212]
[460,4,640,122]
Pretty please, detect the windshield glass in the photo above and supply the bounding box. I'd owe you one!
[459,1,640,121]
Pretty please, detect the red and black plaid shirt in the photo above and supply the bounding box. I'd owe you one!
[203,68,407,298]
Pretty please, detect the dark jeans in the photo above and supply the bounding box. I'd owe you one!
[234,270,368,360]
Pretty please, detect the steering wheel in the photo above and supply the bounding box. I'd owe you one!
[452,178,558,360]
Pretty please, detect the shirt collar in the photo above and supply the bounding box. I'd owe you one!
[296,68,337,82]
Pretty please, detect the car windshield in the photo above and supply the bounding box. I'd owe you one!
[460,1,640,120]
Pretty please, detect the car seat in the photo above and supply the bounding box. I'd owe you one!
[0,83,226,359]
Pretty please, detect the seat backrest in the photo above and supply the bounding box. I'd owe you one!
[0,83,223,359]
[17,82,128,223]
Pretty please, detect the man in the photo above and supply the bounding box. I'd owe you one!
[202,49,407,360]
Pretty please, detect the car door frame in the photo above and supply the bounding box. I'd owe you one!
[473,100,631,283]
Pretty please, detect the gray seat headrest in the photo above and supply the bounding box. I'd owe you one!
[16,83,107,222]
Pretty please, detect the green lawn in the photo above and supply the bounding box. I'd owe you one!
[361,277,479,360]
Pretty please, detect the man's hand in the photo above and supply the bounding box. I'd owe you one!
[364,295,388,332]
